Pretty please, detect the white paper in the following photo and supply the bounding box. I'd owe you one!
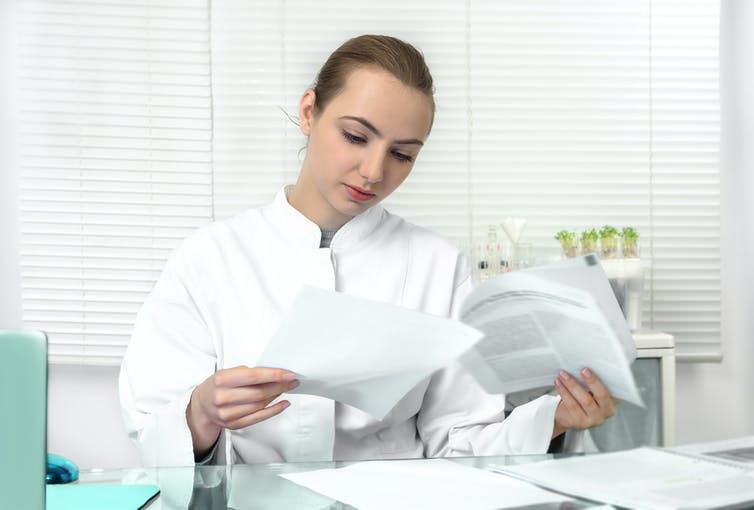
[458,264,644,407]
[494,447,754,510]
[257,286,484,420]
[520,254,637,362]
[260,255,643,418]
[673,435,754,468]
[281,459,572,510]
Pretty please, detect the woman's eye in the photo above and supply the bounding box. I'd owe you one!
[342,130,366,145]
[392,150,413,163]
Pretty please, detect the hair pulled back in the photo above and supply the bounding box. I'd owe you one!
[312,34,435,121]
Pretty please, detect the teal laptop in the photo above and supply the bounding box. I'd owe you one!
[0,331,160,510]
[0,329,48,510]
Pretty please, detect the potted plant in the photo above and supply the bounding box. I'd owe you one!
[580,228,598,255]
[554,230,579,258]
[599,225,619,259]
[620,227,640,258]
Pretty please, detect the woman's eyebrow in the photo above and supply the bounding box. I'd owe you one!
[339,115,424,146]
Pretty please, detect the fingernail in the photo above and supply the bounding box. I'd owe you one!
[559,370,571,381]
[287,379,300,390]
[282,372,297,381]
[281,400,291,409]
[581,368,593,378]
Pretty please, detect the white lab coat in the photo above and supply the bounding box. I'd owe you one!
[119,187,561,467]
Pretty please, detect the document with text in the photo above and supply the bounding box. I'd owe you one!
[673,435,754,468]
[258,255,642,419]
[492,446,754,510]
[458,258,642,407]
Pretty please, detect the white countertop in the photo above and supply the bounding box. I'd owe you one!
[631,329,675,349]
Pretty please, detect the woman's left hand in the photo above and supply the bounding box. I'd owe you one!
[551,367,619,438]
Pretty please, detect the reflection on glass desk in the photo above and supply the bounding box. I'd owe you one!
[77,455,601,509]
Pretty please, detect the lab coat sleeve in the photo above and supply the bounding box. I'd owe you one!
[418,362,560,456]
[119,242,217,467]
[417,268,561,457]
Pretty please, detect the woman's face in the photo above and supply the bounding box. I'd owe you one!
[290,66,434,229]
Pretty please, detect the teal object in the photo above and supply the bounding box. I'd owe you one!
[0,329,48,510]
[47,453,79,484]
[47,484,161,510]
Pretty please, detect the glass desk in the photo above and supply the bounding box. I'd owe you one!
[76,454,600,509]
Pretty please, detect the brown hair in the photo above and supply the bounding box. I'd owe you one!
[312,34,435,122]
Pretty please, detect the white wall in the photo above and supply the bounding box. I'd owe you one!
[674,0,754,444]
[0,0,21,329]
[2,1,752,470]
[47,366,140,469]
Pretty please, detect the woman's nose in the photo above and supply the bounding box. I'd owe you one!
[359,151,385,184]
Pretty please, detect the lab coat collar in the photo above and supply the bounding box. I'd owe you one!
[266,186,385,252]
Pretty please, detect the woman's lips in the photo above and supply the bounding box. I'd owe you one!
[345,184,376,202]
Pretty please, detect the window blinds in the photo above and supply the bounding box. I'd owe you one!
[16,0,719,363]
[211,0,720,360]
[16,0,213,364]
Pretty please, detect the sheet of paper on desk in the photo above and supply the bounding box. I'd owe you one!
[493,447,754,510]
[672,434,754,468]
[257,286,483,420]
[281,458,572,510]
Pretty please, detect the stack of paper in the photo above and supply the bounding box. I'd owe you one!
[493,446,754,510]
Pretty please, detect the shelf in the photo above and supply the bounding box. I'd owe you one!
[631,330,674,350]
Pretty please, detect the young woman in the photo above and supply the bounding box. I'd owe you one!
[119,34,617,467]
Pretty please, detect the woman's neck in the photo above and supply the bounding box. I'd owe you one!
[286,181,350,230]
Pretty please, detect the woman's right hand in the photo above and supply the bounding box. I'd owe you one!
[186,366,299,460]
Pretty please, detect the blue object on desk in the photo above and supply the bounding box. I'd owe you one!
[47,453,79,484]
[47,484,161,510]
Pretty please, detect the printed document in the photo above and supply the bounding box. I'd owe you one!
[673,434,754,468]
[258,255,642,419]
[493,446,754,510]
[458,263,642,407]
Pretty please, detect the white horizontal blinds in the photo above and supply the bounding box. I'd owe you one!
[469,0,720,354]
[469,0,652,254]
[16,0,213,364]
[649,0,720,356]
[210,1,290,219]
[211,0,720,355]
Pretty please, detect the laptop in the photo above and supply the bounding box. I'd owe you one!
[0,329,48,510]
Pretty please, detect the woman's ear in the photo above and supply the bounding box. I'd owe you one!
[298,89,316,136]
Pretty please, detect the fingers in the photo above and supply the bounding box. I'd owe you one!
[556,370,597,412]
[213,366,297,389]
[207,365,299,415]
[225,400,291,430]
[579,368,616,418]
[213,379,300,407]
[187,367,298,459]
[194,366,299,431]
[553,368,618,431]
[215,393,280,424]
[553,373,588,426]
